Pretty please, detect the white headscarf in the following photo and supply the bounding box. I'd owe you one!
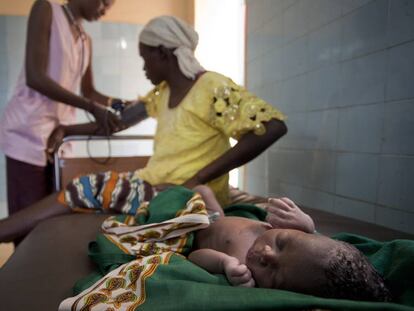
[139,15,205,80]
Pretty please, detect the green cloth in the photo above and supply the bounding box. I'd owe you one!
[73,187,414,311]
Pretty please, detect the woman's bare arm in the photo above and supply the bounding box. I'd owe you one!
[183,119,287,187]
[24,1,120,132]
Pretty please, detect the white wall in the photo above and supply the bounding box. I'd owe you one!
[195,0,245,187]
[195,0,245,85]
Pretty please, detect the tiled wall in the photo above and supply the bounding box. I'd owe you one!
[0,15,154,218]
[245,0,414,234]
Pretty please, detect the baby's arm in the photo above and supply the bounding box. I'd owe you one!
[265,197,315,233]
[188,249,255,287]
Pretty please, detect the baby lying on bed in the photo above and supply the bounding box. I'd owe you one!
[0,176,391,302]
[190,185,391,302]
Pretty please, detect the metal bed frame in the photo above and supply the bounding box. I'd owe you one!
[53,134,153,191]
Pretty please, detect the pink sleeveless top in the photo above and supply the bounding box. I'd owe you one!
[0,1,90,166]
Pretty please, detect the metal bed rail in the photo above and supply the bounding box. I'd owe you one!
[54,135,154,191]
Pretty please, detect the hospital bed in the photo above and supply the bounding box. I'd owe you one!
[0,136,413,310]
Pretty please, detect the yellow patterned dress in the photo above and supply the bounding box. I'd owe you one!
[137,71,286,206]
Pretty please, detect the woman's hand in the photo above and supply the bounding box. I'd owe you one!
[223,256,255,288]
[265,197,315,233]
[90,101,122,135]
[46,125,66,163]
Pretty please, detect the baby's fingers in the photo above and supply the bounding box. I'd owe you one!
[279,197,298,209]
[230,268,253,285]
[228,263,249,277]
[239,278,256,288]
[266,205,287,219]
[268,198,291,211]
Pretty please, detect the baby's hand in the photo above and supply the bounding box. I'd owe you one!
[265,197,315,233]
[223,256,255,288]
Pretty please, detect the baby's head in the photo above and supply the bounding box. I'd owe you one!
[245,229,391,301]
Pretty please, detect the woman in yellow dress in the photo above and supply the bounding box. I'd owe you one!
[52,15,287,205]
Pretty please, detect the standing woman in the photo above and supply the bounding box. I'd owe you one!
[0,0,120,229]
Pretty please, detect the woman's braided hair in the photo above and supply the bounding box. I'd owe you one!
[320,241,392,302]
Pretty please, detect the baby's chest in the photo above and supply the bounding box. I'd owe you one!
[224,232,257,262]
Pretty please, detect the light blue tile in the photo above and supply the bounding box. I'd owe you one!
[100,57,121,75]
[269,181,304,202]
[268,149,311,187]
[262,14,284,56]
[307,0,342,31]
[306,150,336,192]
[260,81,283,110]
[282,0,309,44]
[247,35,263,62]
[334,196,376,223]
[0,90,10,108]
[282,0,300,11]
[306,109,339,151]
[376,206,414,234]
[0,15,6,33]
[101,22,121,40]
[280,74,308,113]
[341,0,388,60]
[339,51,386,107]
[261,0,284,25]
[0,16,6,54]
[0,51,8,74]
[266,179,284,197]
[262,47,283,84]
[378,156,414,213]
[5,15,27,36]
[335,153,379,202]
[245,174,267,197]
[281,36,308,79]
[337,103,383,153]
[279,112,311,149]
[0,67,9,94]
[382,100,414,155]
[84,21,103,40]
[246,57,263,90]
[119,23,140,40]
[247,152,267,179]
[120,38,139,58]
[386,41,414,101]
[92,39,120,57]
[300,187,336,213]
[283,149,311,186]
[268,150,289,183]
[94,74,121,98]
[307,63,342,109]
[341,0,374,16]
[6,18,26,63]
[308,20,341,70]
[387,0,414,46]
